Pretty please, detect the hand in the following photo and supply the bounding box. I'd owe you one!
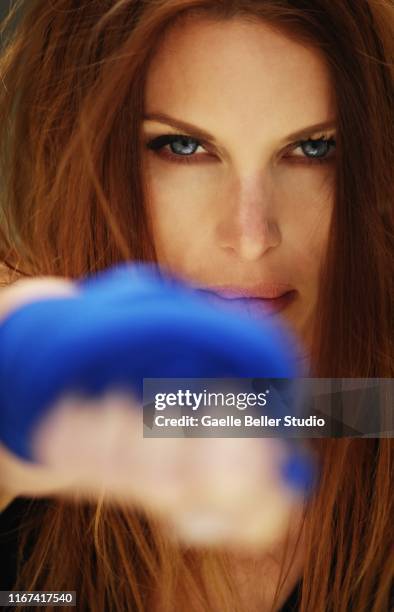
[0,264,312,550]
[30,389,310,551]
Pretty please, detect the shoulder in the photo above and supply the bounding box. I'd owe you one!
[0,489,15,512]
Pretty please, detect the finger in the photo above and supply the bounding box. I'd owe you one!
[30,391,146,497]
[163,436,309,548]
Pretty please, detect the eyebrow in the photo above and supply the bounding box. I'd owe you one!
[143,113,218,143]
[143,112,337,144]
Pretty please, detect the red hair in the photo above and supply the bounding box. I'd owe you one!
[0,1,393,610]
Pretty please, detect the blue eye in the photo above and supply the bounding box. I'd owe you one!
[298,137,336,160]
[170,137,199,155]
[147,134,201,156]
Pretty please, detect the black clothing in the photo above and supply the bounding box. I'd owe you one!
[0,497,301,610]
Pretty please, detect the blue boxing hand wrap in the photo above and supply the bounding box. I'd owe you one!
[0,263,309,485]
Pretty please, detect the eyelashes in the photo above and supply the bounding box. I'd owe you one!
[289,135,336,164]
[147,134,201,155]
[145,133,337,166]
[146,134,209,164]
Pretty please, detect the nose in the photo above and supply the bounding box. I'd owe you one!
[216,174,281,262]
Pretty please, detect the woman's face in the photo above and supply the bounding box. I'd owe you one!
[142,17,336,355]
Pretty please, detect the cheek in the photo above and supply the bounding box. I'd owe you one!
[276,169,334,346]
[144,160,220,267]
[278,167,334,275]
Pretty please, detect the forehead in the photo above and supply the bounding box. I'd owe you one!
[145,17,335,140]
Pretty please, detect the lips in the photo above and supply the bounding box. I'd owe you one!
[195,287,297,317]
[203,283,295,299]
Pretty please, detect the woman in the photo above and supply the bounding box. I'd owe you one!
[0,1,393,610]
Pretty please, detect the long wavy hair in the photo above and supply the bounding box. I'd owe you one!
[0,1,393,610]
